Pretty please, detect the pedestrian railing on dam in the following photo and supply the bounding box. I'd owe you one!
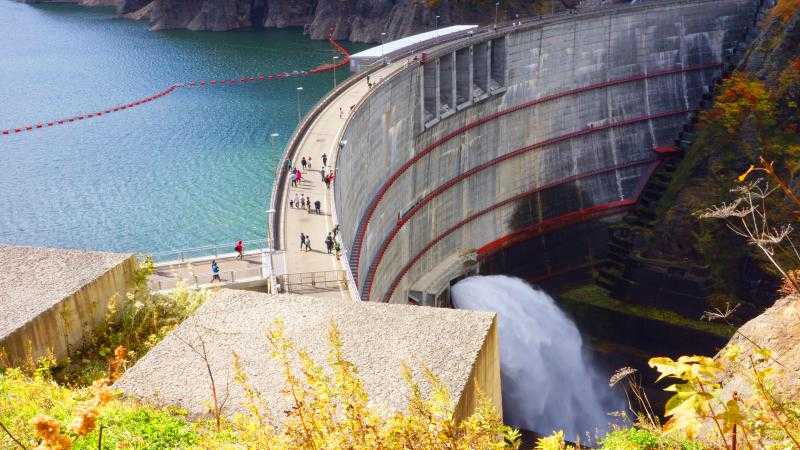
[147,247,288,292]
[150,238,267,263]
[150,265,266,291]
[277,270,348,294]
[267,62,381,253]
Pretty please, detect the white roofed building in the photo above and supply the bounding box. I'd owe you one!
[349,25,479,72]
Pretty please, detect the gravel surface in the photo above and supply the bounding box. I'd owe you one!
[116,289,496,421]
[0,244,132,340]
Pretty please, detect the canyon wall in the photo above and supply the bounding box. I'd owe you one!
[21,0,579,41]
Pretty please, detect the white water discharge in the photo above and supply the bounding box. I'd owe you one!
[452,275,621,440]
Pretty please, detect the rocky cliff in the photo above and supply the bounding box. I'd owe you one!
[21,0,570,41]
[129,0,567,40]
[717,295,800,401]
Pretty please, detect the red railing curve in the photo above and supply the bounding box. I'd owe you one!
[348,62,722,281]
[360,108,695,300]
[376,159,662,303]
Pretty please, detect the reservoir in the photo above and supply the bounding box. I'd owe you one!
[0,1,363,254]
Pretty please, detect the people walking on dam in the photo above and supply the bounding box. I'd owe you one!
[300,233,306,250]
[301,157,307,170]
[322,153,327,167]
[300,194,306,209]
[334,241,341,260]
[307,157,312,170]
[294,193,300,208]
[314,200,321,214]
[325,233,334,254]
[324,173,331,189]
[307,198,312,213]
[304,235,312,252]
[235,240,244,260]
[338,107,343,119]
[211,260,221,282]
[332,224,339,238]
[290,170,297,188]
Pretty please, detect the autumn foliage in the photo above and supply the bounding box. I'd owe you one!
[701,73,775,136]
[770,0,800,23]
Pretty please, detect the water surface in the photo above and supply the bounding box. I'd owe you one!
[0,1,364,254]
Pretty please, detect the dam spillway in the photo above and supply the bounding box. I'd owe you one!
[323,0,761,304]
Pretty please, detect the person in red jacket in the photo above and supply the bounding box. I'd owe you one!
[235,240,244,260]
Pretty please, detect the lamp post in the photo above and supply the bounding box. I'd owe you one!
[380,32,387,63]
[296,86,304,123]
[332,55,339,89]
[434,15,440,39]
[269,132,279,155]
[494,2,500,29]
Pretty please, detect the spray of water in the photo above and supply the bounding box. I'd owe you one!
[452,275,622,440]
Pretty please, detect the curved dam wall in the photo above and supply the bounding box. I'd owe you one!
[334,0,760,304]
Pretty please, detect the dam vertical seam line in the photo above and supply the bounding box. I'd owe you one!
[348,62,722,282]
[362,108,694,301]
[380,158,665,303]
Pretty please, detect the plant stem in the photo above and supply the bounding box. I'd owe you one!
[750,358,800,448]
[698,383,729,449]
[0,420,28,450]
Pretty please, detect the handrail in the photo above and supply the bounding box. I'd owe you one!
[267,50,381,253]
[150,238,267,263]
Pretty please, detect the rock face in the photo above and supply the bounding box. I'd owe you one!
[717,295,800,400]
[20,0,573,42]
[145,0,253,31]
[126,0,499,40]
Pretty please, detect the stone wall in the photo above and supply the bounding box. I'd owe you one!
[334,0,759,303]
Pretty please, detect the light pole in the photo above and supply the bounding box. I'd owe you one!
[269,132,279,155]
[434,15,440,38]
[296,86,303,123]
[332,55,339,89]
[380,32,387,63]
[494,2,500,29]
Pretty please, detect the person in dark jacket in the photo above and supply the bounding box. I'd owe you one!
[325,233,334,254]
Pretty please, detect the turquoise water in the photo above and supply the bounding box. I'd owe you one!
[0,1,364,254]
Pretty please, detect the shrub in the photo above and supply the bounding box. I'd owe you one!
[54,259,208,386]
[2,320,518,450]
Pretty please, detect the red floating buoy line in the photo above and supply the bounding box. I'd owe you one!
[1,35,351,137]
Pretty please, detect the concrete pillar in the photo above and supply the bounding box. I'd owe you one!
[456,47,472,107]
[439,52,456,116]
[472,43,489,98]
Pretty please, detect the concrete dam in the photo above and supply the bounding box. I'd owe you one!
[321,0,761,305]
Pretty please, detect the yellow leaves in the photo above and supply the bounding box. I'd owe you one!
[738,165,756,182]
[648,355,721,384]
[649,356,724,440]
[722,344,742,363]
[719,399,744,434]
[535,430,573,450]
[254,318,515,449]
[755,346,773,363]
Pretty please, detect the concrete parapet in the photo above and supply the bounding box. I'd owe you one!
[0,245,135,366]
[117,290,501,422]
